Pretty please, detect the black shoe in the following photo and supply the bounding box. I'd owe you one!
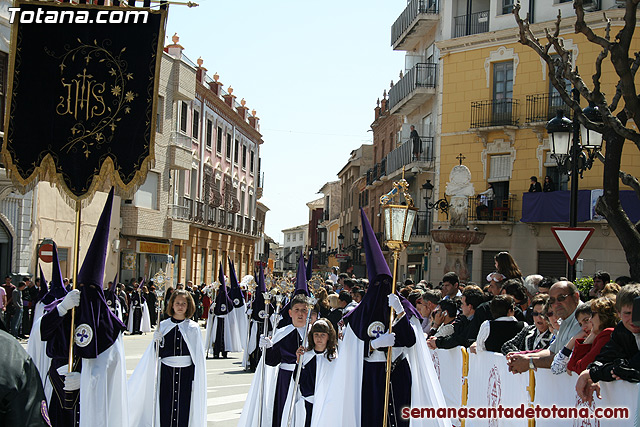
[222,352,228,359]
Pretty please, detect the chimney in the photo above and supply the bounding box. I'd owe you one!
[381,89,388,112]
[165,33,184,59]
[237,98,249,120]
[223,86,236,108]
[248,110,260,131]
[209,72,223,95]
[374,98,381,120]
[196,57,207,83]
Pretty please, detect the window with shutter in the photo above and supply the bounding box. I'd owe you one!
[489,154,512,182]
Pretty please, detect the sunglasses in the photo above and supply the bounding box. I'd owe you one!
[548,294,571,305]
[532,311,543,317]
[546,311,554,317]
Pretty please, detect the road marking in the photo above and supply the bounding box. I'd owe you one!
[207,393,248,407]
[207,408,243,423]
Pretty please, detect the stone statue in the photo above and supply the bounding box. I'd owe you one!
[445,165,475,227]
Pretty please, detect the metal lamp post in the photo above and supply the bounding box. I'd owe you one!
[379,175,417,427]
[546,89,603,281]
[351,226,360,271]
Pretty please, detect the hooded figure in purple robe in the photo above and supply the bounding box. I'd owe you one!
[242,265,274,371]
[37,188,129,427]
[310,209,450,427]
[204,263,243,358]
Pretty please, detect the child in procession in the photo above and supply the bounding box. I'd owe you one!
[128,289,207,427]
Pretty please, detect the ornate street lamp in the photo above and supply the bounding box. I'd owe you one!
[380,173,417,426]
[546,89,604,281]
[422,179,449,218]
[337,233,344,250]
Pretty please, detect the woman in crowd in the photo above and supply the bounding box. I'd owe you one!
[494,252,524,283]
[551,302,593,374]
[128,289,207,427]
[314,287,331,319]
[567,296,618,374]
[502,294,553,354]
[543,175,555,192]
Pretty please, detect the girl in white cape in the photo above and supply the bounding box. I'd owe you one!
[128,289,207,427]
[294,318,338,427]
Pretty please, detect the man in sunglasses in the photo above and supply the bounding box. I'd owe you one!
[507,280,582,374]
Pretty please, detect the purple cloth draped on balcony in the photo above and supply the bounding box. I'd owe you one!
[520,190,640,223]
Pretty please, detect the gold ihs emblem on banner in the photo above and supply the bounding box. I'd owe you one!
[47,39,137,158]
[56,68,106,121]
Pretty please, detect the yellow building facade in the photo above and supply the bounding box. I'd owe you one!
[435,9,640,281]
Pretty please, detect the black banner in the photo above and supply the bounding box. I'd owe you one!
[2,1,166,201]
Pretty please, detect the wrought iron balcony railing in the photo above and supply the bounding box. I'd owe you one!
[385,136,434,174]
[391,0,439,46]
[389,63,437,110]
[525,92,573,123]
[471,99,519,128]
[454,10,489,38]
[468,194,517,222]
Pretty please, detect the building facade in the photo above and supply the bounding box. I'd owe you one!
[119,35,265,286]
[433,0,640,282]
[281,224,308,272]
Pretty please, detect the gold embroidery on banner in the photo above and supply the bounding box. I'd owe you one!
[47,40,138,159]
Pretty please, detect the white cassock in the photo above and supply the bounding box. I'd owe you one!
[127,318,207,427]
[204,307,244,353]
[311,316,451,427]
[107,298,124,323]
[238,324,301,427]
[232,299,248,351]
[127,300,151,333]
[28,317,129,427]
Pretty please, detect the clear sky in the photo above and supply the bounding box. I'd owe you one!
[166,0,405,243]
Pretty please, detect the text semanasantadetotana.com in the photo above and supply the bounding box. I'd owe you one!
[401,404,629,420]
[8,7,149,24]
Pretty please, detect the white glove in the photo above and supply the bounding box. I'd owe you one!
[388,294,404,315]
[153,327,163,344]
[247,308,253,316]
[371,332,395,349]
[56,366,81,391]
[259,335,273,348]
[57,289,81,317]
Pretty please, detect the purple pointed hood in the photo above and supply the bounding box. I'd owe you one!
[295,253,309,296]
[214,263,234,315]
[36,264,48,302]
[75,188,126,358]
[306,250,313,281]
[343,209,394,341]
[40,242,68,305]
[250,264,271,322]
[228,258,244,308]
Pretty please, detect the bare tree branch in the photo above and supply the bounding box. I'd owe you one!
[573,0,611,48]
[610,52,640,111]
[620,170,640,199]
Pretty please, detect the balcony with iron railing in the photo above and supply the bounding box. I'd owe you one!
[525,92,573,124]
[391,0,440,50]
[453,10,489,38]
[471,99,519,128]
[468,194,517,223]
[385,136,435,177]
[168,197,259,237]
[366,159,387,186]
[389,63,437,115]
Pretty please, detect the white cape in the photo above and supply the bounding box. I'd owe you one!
[80,334,129,427]
[292,349,338,427]
[127,318,207,427]
[242,318,261,368]
[311,317,451,427]
[26,310,129,427]
[26,314,52,403]
[238,324,302,427]
[127,301,151,333]
[204,308,244,354]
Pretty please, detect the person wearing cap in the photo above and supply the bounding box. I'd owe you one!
[35,189,129,427]
[128,289,207,427]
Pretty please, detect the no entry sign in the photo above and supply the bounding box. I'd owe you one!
[39,243,54,263]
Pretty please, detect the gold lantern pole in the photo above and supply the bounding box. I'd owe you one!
[380,169,417,427]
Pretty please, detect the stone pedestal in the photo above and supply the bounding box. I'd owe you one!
[431,229,486,282]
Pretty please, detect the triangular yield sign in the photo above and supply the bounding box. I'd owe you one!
[551,227,595,265]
